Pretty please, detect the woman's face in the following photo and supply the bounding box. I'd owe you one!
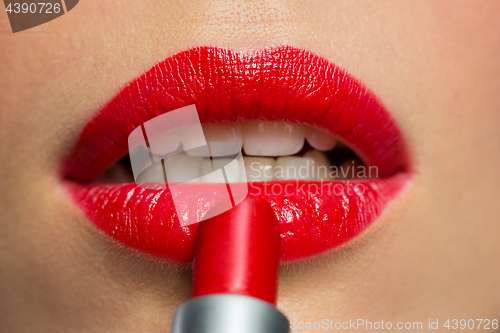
[1,0,500,331]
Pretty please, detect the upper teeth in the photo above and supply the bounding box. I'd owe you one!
[155,121,336,156]
[242,122,305,156]
[208,122,335,154]
[186,123,243,157]
[305,126,337,151]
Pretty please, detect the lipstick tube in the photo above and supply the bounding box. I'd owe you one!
[171,196,289,333]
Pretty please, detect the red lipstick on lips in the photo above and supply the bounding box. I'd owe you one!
[63,46,412,263]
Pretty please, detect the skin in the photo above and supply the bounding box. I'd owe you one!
[1,0,500,331]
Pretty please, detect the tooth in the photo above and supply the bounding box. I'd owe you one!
[200,159,225,183]
[163,153,203,183]
[221,157,246,183]
[244,157,275,181]
[243,122,305,156]
[305,126,337,151]
[136,161,166,184]
[204,123,242,146]
[303,150,332,180]
[200,157,246,183]
[275,156,315,180]
[186,123,243,157]
[147,130,182,157]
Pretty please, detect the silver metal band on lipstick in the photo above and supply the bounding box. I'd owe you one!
[171,294,290,333]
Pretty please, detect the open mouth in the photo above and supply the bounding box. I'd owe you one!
[104,121,369,184]
[62,46,412,263]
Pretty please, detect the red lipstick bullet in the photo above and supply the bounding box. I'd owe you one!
[171,196,289,332]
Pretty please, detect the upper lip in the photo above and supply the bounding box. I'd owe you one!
[62,46,412,263]
[63,46,407,182]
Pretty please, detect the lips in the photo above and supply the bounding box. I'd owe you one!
[63,46,412,263]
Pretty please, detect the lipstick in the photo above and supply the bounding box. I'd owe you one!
[171,196,290,332]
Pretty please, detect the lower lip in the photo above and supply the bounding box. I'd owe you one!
[65,175,411,263]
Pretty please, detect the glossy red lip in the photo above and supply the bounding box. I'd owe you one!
[63,46,411,263]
